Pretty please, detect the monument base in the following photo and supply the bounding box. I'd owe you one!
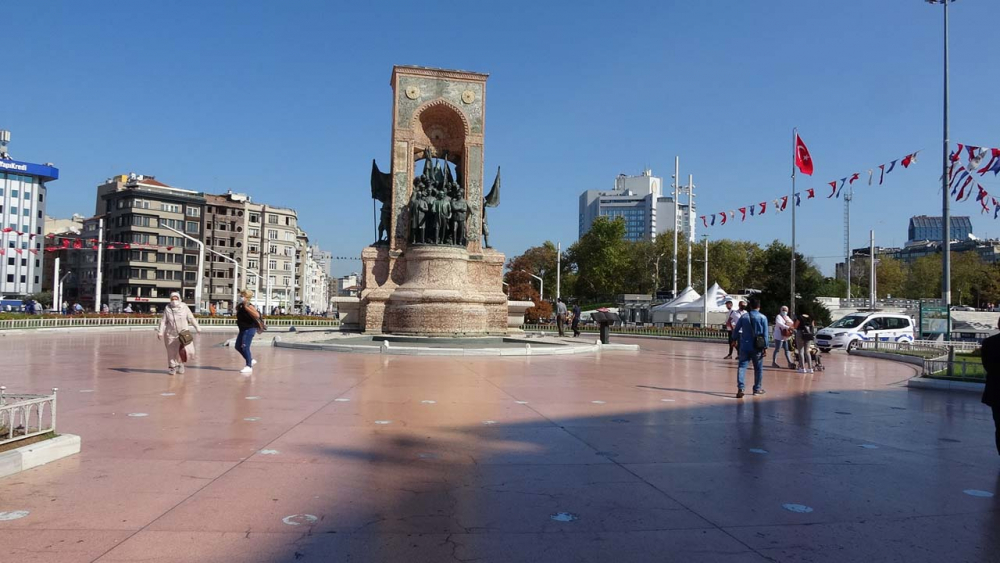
[360,245,507,336]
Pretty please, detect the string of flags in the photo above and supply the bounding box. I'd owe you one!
[699,149,921,228]
[0,230,179,256]
[950,143,1000,218]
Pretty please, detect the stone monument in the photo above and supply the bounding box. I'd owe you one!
[360,65,507,336]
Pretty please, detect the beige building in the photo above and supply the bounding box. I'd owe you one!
[203,192,263,313]
[259,205,298,313]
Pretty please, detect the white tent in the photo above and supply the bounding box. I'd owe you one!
[650,287,701,323]
[671,283,731,325]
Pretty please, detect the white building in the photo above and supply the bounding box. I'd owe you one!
[0,130,59,299]
[578,169,695,243]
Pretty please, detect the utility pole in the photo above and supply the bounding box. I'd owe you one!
[844,184,853,302]
[702,235,709,327]
[686,174,694,289]
[672,157,679,296]
[556,242,561,300]
[95,218,104,312]
[869,230,876,310]
[928,0,954,339]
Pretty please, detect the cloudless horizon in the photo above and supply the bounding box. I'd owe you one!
[5,0,1000,281]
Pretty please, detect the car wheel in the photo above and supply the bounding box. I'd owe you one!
[847,339,860,352]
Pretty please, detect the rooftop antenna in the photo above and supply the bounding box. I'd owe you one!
[0,130,11,159]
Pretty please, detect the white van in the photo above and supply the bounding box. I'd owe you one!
[815,312,915,352]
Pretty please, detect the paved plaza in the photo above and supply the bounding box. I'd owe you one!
[0,330,998,562]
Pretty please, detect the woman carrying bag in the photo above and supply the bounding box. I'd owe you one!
[157,292,201,375]
[235,289,265,375]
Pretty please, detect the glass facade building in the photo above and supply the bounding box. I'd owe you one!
[0,162,58,298]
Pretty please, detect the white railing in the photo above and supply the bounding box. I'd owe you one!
[855,339,979,354]
[0,317,340,330]
[0,386,58,447]
[521,323,729,341]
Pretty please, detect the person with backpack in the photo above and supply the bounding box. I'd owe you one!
[734,297,769,398]
[794,313,816,374]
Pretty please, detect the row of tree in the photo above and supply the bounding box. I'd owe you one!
[505,216,1000,323]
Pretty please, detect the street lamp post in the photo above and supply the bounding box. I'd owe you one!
[161,223,204,313]
[521,270,543,302]
[928,0,955,338]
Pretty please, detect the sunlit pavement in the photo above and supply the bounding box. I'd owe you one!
[0,330,997,562]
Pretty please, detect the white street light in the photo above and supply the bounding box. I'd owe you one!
[521,270,543,301]
[161,223,204,313]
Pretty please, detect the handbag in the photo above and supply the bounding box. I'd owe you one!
[177,329,194,346]
[751,313,767,352]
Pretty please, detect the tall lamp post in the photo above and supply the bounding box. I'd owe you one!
[161,223,204,313]
[521,270,544,302]
[928,0,955,338]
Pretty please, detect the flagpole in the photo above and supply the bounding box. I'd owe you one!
[790,128,797,318]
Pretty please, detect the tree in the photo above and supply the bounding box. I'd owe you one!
[903,255,941,299]
[566,217,630,301]
[875,256,905,299]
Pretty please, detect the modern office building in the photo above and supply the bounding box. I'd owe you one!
[0,130,59,299]
[310,244,333,276]
[578,169,695,242]
[97,174,205,312]
[907,215,973,243]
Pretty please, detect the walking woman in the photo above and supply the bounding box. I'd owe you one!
[793,313,816,374]
[235,289,263,374]
[157,292,201,375]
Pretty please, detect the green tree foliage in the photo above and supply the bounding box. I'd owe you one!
[566,217,630,301]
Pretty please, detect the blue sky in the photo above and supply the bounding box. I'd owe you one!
[5,0,999,277]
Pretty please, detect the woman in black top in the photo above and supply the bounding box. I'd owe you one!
[235,289,262,374]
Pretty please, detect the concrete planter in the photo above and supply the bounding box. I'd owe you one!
[0,434,81,479]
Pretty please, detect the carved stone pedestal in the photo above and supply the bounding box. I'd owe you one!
[360,245,507,336]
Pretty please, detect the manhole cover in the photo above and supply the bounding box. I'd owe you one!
[282,514,318,526]
[160,393,176,397]
[374,420,392,425]
[259,449,280,455]
[963,489,994,498]
[421,400,436,404]
[834,411,851,415]
[0,510,30,521]
[127,413,148,418]
[334,398,351,402]
[591,401,606,404]
[782,504,814,513]
[550,512,579,522]
[859,444,879,449]
[245,396,261,400]
[244,417,261,422]
[939,438,961,443]
[749,448,768,454]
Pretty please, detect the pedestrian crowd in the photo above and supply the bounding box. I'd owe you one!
[724,297,819,399]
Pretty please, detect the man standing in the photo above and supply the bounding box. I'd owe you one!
[771,305,795,369]
[735,297,769,399]
[556,298,568,337]
[979,317,1000,456]
[724,300,741,359]
[571,302,581,337]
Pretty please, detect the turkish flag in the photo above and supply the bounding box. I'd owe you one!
[795,134,814,176]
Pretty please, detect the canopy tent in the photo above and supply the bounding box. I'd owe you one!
[659,283,731,325]
[650,287,700,323]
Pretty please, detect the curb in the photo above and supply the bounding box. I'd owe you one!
[273,340,640,356]
[907,377,985,394]
[849,350,926,366]
[0,434,81,480]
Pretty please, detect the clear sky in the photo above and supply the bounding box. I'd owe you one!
[5,0,999,278]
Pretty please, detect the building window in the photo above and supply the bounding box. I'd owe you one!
[249,228,260,238]
[185,221,199,234]
[269,245,278,254]
[268,215,278,224]
[267,229,278,239]
[268,260,277,270]
[250,213,260,223]
[186,207,200,217]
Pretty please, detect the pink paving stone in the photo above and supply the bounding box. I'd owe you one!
[0,330,996,562]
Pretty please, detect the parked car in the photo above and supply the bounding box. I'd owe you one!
[815,312,915,352]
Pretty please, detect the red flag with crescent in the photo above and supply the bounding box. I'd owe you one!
[794,134,814,176]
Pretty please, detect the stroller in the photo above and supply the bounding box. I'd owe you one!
[807,340,825,371]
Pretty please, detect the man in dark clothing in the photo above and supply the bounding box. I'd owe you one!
[979,317,1000,456]
[571,303,581,337]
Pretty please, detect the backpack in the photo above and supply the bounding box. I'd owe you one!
[800,323,814,342]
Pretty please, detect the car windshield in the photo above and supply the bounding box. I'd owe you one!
[829,315,865,329]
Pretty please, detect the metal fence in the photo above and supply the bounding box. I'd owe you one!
[922,358,986,381]
[0,386,58,447]
[855,339,979,354]
[0,317,340,330]
[521,323,729,341]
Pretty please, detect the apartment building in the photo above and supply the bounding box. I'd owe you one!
[203,192,263,313]
[259,204,298,313]
[42,215,102,309]
[97,174,205,312]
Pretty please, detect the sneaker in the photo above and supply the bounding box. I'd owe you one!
[736,390,745,399]
[167,367,176,376]
[724,355,732,359]
[788,364,796,370]
[251,359,258,367]
[797,368,807,374]
[177,364,186,374]
[240,366,253,375]
[753,389,766,395]
[807,369,815,374]
[770,362,780,368]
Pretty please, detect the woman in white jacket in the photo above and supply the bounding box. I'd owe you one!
[157,292,201,375]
